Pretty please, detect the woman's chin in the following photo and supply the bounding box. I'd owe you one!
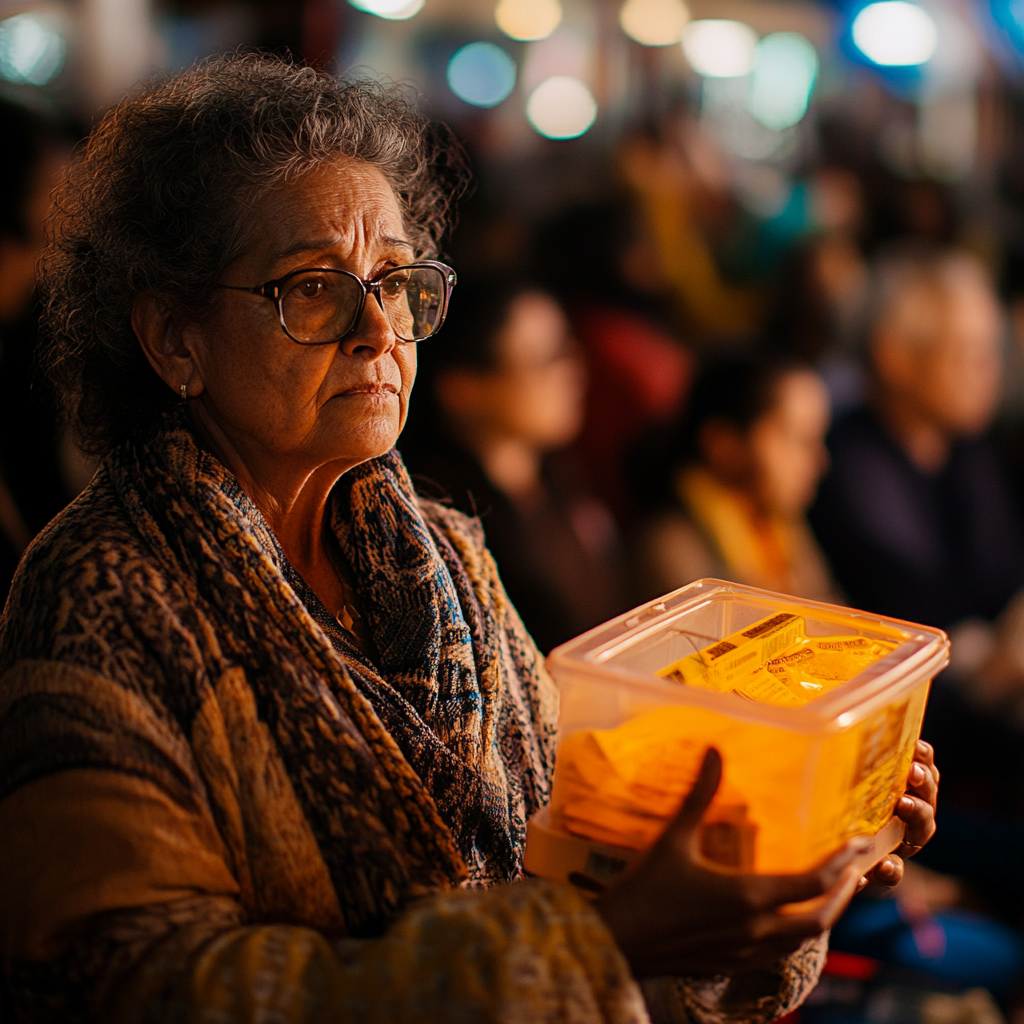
[321,411,402,467]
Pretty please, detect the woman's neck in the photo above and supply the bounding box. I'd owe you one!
[190,406,351,609]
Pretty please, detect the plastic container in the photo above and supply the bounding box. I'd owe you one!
[524,580,948,894]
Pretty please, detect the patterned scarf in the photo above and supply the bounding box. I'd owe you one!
[108,417,557,936]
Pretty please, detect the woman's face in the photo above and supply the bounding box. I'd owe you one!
[437,291,586,453]
[184,157,417,479]
[748,371,831,518]
[487,292,586,450]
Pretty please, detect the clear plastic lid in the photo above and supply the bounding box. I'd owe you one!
[547,579,950,733]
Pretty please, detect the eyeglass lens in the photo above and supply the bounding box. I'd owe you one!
[279,266,446,344]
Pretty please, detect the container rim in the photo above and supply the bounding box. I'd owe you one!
[546,579,950,732]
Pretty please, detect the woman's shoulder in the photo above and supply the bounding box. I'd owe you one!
[0,467,170,667]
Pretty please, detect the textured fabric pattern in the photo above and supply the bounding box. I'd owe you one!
[641,937,829,1024]
[0,414,827,1023]
[0,418,551,1011]
[130,879,652,1024]
[1,417,557,926]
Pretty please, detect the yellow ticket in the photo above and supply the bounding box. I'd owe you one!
[734,667,809,708]
[658,611,805,692]
[765,636,898,697]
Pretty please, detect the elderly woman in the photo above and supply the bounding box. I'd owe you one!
[0,57,938,1024]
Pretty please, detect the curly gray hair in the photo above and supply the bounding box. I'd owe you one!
[41,53,469,455]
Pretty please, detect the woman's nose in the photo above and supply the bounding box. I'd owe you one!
[341,290,397,360]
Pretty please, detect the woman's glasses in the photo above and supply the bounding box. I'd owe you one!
[216,261,457,345]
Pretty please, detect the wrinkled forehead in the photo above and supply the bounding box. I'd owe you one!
[234,157,410,271]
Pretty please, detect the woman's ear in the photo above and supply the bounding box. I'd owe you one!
[131,292,205,399]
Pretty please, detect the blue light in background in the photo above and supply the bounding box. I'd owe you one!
[447,42,517,108]
[0,13,65,86]
[986,0,1024,68]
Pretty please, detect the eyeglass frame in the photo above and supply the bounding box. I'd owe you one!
[214,259,457,346]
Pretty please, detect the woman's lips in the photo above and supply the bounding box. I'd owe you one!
[339,382,399,397]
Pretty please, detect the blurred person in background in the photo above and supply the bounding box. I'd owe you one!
[810,245,1024,834]
[767,168,871,417]
[830,858,1024,1001]
[616,130,764,344]
[533,200,693,527]
[401,277,626,653]
[0,99,79,602]
[630,352,838,605]
[809,246,1024,638]
[768,231,868,367]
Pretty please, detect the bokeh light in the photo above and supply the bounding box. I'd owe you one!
[619,0,691,47]
[0,13,65,86]
[495,0,562,42]
[526,75,597,138]
[748,32,818,129]
[348,0,425,21]
[989,0,1024,67]
[447,42,517,108]
[851,2,938,66]
[682,19,758,78]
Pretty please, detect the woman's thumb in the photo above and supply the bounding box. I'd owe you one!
[668,747,723,839]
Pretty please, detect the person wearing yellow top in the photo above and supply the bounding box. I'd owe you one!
[632,352,840,604]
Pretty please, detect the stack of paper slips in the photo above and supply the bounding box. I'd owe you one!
[658,612,897,709]
[554,707,747,851]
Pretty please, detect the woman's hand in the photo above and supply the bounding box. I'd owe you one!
[594,748,867,979]
[865,740,939,888]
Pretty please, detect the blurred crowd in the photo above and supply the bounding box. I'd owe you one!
[392,89,1024,1022]
[9,46,1024,1021]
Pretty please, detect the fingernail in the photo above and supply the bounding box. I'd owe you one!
[911,764,925,784]
[900,796,915,813]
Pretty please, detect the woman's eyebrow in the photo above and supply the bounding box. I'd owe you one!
[270,238,340,263]
[269,235,414,264]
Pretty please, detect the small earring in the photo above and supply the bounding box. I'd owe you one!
[180,383,188,404]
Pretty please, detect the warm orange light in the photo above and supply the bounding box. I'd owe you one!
[619,0,691,46]
[495,0,562,41]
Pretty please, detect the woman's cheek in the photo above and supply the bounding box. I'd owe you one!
[397,349,417,431]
